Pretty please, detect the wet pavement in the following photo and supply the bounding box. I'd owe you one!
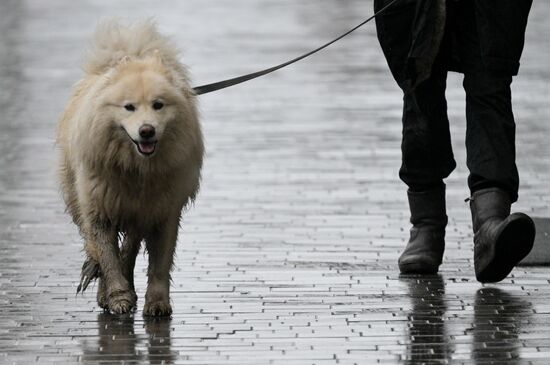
[1,0,550,364]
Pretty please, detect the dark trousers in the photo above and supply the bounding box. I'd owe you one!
[400,1,519,201]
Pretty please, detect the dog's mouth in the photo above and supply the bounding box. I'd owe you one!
[120,127,158,157]
[133,140,157,156]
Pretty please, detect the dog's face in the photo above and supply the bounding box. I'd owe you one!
[100,59,183,158]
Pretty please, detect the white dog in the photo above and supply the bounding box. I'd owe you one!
[57,20,204,316]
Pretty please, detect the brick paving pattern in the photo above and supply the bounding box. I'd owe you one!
[1,0,550,364]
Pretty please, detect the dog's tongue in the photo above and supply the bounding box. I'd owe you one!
[139,142,155,154]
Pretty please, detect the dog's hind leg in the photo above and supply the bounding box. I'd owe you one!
[120,234,142,304]
[77,241,108,309]
[77,257,101,294]
[143,216,179,317]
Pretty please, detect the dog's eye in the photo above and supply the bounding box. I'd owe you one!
[152,101,164,110]
[124,104,136,112]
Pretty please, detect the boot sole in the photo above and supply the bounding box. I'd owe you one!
[399,263,439,275]
[399,257,440,275]
[476,213,536,283]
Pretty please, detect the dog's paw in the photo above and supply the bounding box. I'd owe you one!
[98,288,137,311]
[143,300,172,317]
[107,290,136,314]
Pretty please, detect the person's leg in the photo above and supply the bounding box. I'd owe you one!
[458,0,535,283]
[463,74,535,282]
[398,55,455,274]
[374,0,455,274]
[464,73,518,200]
[400,68,456,192]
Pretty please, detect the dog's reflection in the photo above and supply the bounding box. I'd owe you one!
[81,312,175,364]
[143,315,175,363]
[471,287,532,364]
[401,274,450,364]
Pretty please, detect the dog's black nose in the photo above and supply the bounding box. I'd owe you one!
[139,124,156,139]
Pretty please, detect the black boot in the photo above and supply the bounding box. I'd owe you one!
[399,185,447,274]
[469,188,535,283]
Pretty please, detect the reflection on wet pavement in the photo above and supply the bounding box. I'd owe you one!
[0,0,549,363]
[472,288,532,364]
[400,276,536,364]
[82,314,175,364]
[402,275,450,363]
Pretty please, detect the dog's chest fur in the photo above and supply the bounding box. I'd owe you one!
[81,166,187,232]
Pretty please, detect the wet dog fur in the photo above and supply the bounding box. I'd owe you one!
[57,20,204,316]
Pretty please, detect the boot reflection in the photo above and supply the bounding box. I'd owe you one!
[472,287,532,364]
[401,274,450,363]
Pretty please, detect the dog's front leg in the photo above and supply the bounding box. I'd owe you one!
[120,234,142,303]
[143,217,178,316]
[87,225,136,314]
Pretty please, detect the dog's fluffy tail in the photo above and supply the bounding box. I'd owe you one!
[83,18,182,75]
[76,257,101,294]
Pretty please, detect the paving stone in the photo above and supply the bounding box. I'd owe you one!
[1,0,550,364]
[520,217,550,266]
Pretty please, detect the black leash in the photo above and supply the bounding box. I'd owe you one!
[192,0,400,95]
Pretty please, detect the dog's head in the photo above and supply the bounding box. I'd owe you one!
[96,55,198,162]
